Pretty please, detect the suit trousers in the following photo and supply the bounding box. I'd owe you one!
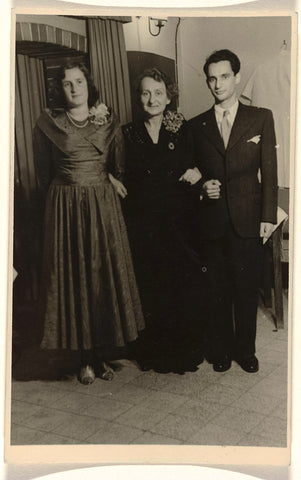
[201,222,263,360]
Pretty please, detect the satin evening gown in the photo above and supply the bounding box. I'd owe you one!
[34,108,144,352]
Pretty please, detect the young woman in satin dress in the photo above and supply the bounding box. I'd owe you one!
[34,61,144,384]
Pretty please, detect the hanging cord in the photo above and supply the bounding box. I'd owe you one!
[174,17,181,111]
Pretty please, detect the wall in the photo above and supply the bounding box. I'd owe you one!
[123,16,179,60]
[123,16,179,120]
[177,16,292,119]
[123,15,292,187]
[123,16,291,118]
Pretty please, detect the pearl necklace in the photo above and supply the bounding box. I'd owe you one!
[66,111,89,128]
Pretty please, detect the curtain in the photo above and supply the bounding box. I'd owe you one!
[14,54,46,302]
[87,18,132,125]
[241,51,291,188]
[15,54,46,200]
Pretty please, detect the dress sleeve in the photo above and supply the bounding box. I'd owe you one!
[107,124,125,182]
[31,121,55,260]
[182,121,204,193]
[183,120,197,169]
[33,123,55,194]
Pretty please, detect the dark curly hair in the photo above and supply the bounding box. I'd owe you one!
[50,60,99,108]
[203,49,241,78]
[136,67,178,102]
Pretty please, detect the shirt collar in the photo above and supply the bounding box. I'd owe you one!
[214,100,239,126]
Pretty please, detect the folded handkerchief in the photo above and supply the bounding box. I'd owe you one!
[247,135,261,144]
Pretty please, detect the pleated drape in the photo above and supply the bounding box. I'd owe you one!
[87,18,132,125]
[14,54,46,301]
[15,54,46,201]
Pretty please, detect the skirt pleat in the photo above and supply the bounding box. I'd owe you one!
[40,182,144,350]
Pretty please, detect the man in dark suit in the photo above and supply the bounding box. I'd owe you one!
[189,49,278,373]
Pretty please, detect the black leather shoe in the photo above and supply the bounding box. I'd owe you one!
[213,355,232,372]
[235,355,259,373]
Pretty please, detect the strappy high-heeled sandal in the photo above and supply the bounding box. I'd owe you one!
[79,365,96,385]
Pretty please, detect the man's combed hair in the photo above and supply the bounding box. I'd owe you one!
[136,67,178,100]
[203,49,241,77]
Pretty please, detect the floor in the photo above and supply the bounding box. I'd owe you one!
[9,294,288,447]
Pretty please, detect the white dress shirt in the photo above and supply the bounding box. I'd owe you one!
[214,100,239,135]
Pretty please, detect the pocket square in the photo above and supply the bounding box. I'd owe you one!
[247,135,261,144]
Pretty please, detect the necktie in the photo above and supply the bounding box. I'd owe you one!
[221,109,231,148]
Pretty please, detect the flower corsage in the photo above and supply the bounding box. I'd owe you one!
[162,110,184,134]
[89,103,110,126]
[162,110,184,150]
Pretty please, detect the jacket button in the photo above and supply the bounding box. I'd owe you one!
[202,266,207,273]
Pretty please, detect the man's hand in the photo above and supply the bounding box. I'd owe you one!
[203,179,221,199]
[260,222,274,239]
[179,167,202,185]
[108,173,128,198]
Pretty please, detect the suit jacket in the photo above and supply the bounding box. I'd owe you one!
[189,102,278,239]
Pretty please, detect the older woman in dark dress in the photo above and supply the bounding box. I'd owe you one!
[120,68,204,372]
[34,61,144,384]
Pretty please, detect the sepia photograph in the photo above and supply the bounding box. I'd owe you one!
[7,8,294,467]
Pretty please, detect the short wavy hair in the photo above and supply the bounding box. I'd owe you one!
[136,67,178,102]
[203,49,241,77]
[50,60,99,108]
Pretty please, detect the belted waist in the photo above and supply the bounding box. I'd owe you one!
[52,160,109,186]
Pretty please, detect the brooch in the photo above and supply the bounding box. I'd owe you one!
[168,142,175,150]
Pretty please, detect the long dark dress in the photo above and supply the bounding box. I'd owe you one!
[122,112,204,370]
[34,108,144,351]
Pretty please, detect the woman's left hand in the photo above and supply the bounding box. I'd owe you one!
[179,167,202,185]
[108,173,128,198]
